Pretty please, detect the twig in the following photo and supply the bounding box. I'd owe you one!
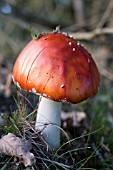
[69,27,113,40]
[69,0,113,41]
[96,0,113,29]
[100,68,113,81]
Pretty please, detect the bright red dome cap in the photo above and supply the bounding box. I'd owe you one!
[12,33,100,103]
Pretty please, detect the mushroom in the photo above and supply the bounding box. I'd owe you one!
[12,33,100,150]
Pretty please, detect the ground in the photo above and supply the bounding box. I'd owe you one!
[0,59,113,169]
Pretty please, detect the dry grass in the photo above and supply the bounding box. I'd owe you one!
[0,83,113,170]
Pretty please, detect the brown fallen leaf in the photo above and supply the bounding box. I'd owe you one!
[0,133,35,167]
[61,111,86,128]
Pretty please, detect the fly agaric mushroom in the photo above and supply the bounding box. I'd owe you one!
[12,32,100,150]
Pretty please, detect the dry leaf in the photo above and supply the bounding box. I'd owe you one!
[0,133,35,167]
[61,111,86,128]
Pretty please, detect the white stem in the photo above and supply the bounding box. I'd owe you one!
[35,97,62,150]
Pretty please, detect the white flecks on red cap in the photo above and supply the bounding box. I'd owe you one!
[61,84,65,88]
[77,41,80,45]
[43,93,47,97]
[32,87,36,93]
[69,42,72,45]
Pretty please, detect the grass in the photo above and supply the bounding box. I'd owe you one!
[0,77,113,169]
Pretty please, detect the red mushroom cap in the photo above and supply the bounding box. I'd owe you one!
[12,33,100,103]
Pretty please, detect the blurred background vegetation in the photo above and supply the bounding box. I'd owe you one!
[0,0,113,169]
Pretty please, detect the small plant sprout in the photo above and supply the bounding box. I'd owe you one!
[29,26,39,40]
[12,32,100,150]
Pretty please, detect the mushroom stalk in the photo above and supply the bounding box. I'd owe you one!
[35,97,62,150]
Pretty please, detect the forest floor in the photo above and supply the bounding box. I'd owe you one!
[0,57,113,169]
